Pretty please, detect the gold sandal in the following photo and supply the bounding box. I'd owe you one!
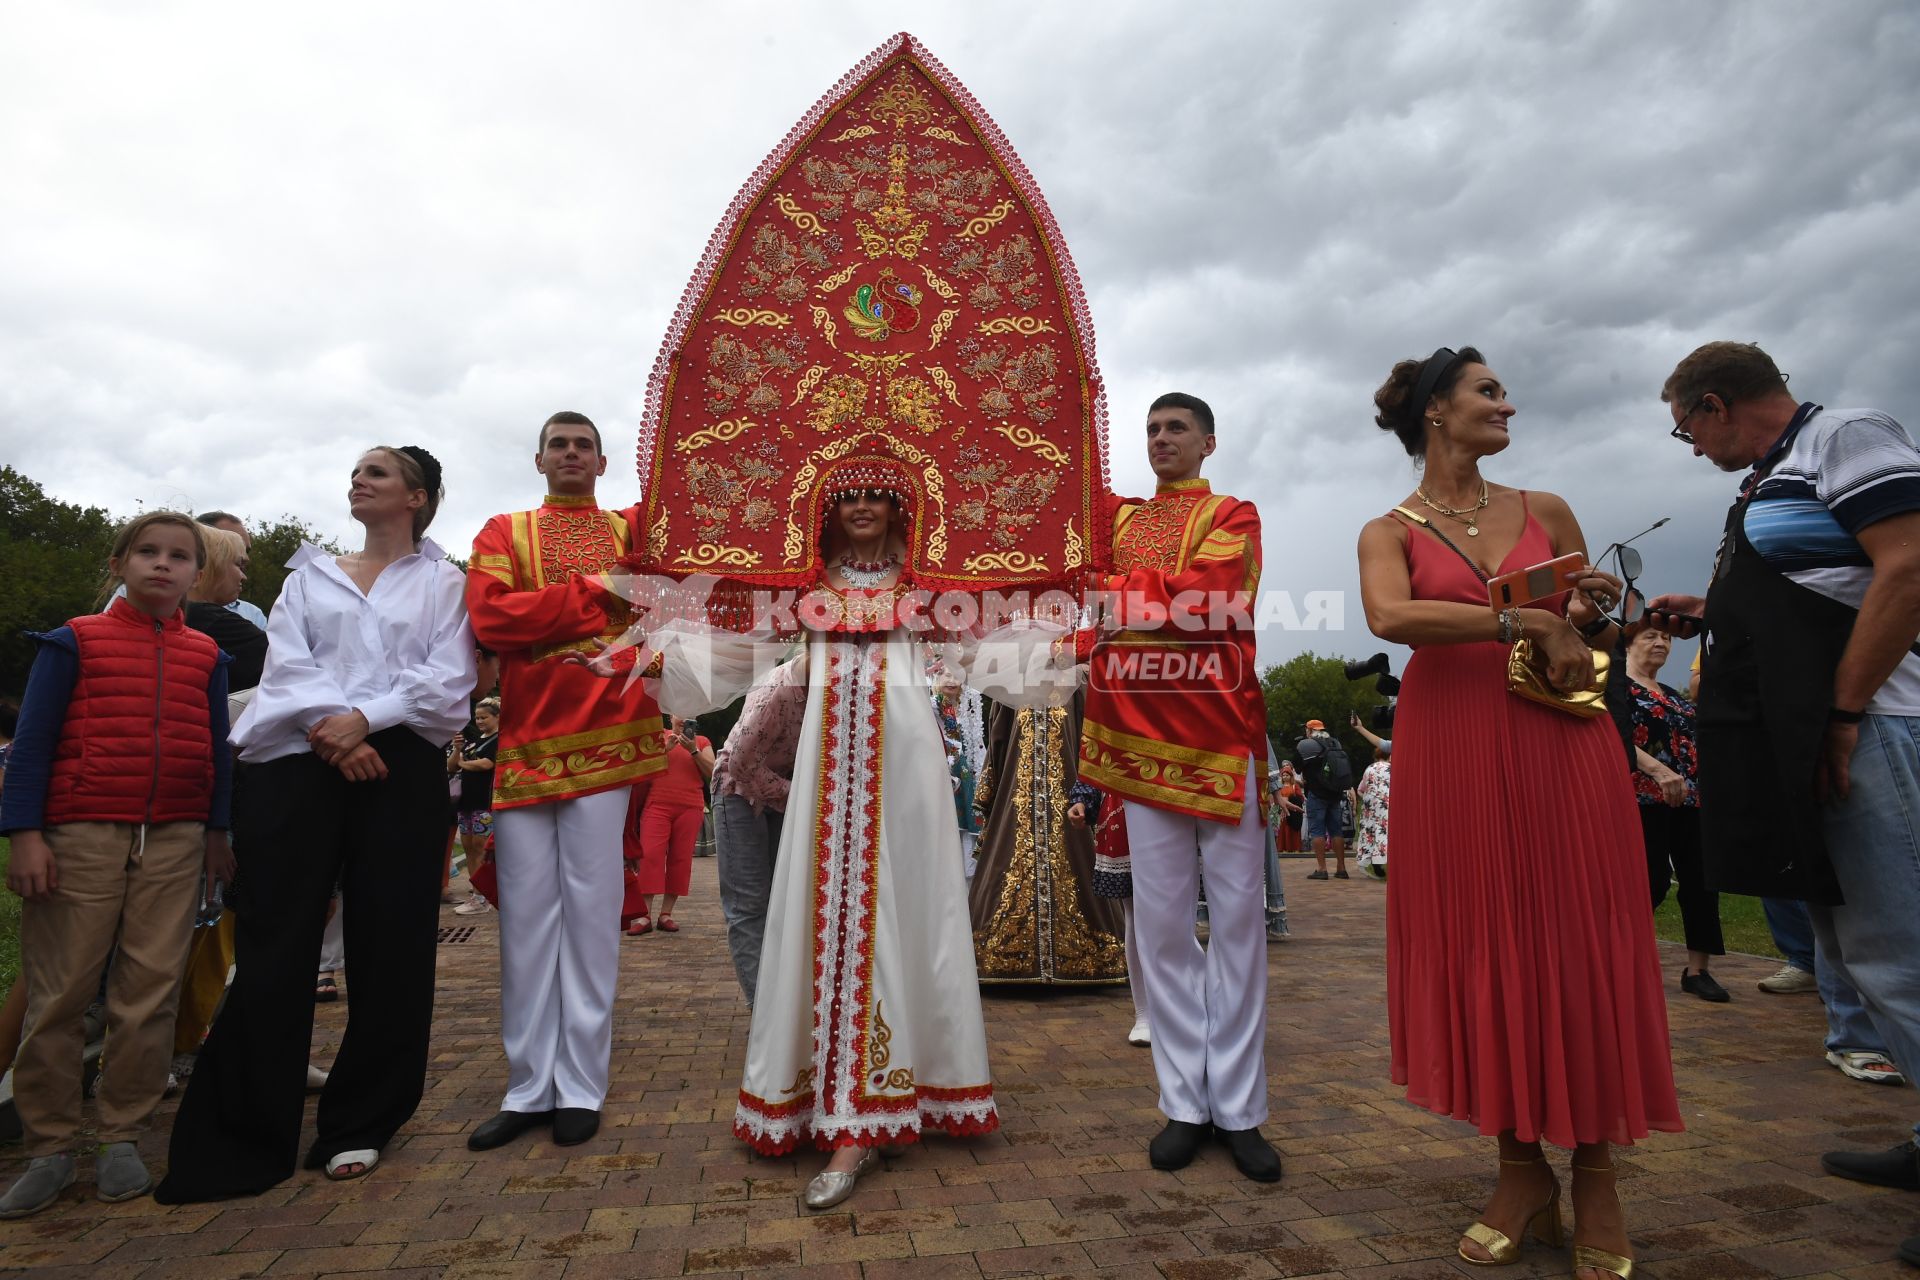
[1570,1162,1633,1279]
[1459,1157,1564,1266]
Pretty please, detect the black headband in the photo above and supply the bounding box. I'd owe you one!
[1405,347,1465,431]
[396,445,443,497]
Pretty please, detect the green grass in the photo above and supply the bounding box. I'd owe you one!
[1654,889,1780,959]
[0,835,16,989]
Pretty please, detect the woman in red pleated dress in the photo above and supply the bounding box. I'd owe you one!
[1357,348,1680,1280]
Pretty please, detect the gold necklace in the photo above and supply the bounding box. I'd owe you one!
[1417,479,1490,537]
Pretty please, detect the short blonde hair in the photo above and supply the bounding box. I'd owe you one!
[191,526,247,602]
[477,697,502,717]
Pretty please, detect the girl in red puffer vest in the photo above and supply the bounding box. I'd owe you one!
[0,511,233,1218]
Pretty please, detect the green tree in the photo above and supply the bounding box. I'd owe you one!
[242,515,343,615]
[0,468,119,696]
[1259,650,1389,764]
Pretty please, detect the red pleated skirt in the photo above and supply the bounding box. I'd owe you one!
[1387,641,1682,1148]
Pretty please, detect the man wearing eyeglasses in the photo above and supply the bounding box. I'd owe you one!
[1647,341,1920,1266]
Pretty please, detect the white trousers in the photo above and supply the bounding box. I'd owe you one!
[492,788,627,1112]
[318,899,345,974]
[1125,784,1269,1130]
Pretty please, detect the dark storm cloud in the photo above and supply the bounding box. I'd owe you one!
[2,1,1914,677]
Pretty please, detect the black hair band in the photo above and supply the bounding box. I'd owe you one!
[1404,347,1465,432]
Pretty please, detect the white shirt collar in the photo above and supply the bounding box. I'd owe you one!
[288,537,447,582]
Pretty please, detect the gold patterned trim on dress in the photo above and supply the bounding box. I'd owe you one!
[1079,723,1246,820]
[543,493,599,507]
[1080,721,1247,776]
[869,999,893,1071]
[493,751,666,805]
[974,707,1126,982]
[497,719,665,765]
[510,511,538,586]
[1076,756,1245,821]
[1102,632,1194,649]
[1154,478,1211,494]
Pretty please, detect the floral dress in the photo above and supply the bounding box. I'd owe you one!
[1354,759,1390,872]
[1627,681,1700,807]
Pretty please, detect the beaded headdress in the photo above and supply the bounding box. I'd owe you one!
[634,32,1109,591]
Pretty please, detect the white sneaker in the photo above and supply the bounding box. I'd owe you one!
[1127,1018,1151,1047]
[453,894,492,916]
[307,1064,331,1091]
[1827,1049,1907,1086]
[1757,964,1818,995]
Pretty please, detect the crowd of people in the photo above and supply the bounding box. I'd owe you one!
[1,341,1916,1272]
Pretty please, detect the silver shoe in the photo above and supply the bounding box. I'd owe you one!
[802,1147,880,1210]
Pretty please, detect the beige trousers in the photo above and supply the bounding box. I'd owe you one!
[17,821,204,1155]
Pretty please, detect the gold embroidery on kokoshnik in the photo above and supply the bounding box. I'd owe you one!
[714,309,792,328]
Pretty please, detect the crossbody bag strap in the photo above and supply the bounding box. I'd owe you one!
[1391,505,1491,585]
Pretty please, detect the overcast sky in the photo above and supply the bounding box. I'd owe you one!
[5,1,1916,675]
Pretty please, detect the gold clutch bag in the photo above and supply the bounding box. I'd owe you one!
[1507,638,1609,718]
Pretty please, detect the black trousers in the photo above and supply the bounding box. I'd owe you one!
[1641,803,1724,956]
[156,729,446,1201]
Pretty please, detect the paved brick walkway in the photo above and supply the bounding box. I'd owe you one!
[3,857,1915,1278]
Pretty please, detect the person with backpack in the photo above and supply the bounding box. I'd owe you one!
[1293,720,1354,880]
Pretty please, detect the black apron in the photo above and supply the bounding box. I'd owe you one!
[1697,404,1848,904]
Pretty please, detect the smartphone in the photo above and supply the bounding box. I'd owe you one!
[1486,552,1586,611]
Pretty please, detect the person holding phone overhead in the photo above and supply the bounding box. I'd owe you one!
[1357,348,1680,1280]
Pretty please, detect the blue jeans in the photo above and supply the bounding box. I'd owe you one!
[1764,896,1888,1055]
[713,793,783,1006]
[1303,792,1341,843]
[1805,713,1920,1140]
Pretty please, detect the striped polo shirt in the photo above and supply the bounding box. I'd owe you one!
[1741,404,1920,715]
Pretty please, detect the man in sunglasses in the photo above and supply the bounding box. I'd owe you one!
[1648,341,1920,1265]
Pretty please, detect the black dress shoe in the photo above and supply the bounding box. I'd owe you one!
[552,1108,600,1146]
[1898,1233,1920,1267]
[468,1109,553,1151]
[1680,968,1730,1003]
[1822,1141,1920,1191]
[1216,1127,1282,1182]
[1148,1120,1211,1171]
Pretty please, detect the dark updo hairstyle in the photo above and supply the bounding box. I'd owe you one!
[371,445,445,542]
[1373,346,1485,458]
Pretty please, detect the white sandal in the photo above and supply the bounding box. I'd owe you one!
[1827,1049,1907,1085]
[324,1149,379,1181]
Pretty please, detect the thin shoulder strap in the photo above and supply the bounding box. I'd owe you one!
[1391,505,1490,585]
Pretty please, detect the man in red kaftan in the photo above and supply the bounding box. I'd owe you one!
[1077,392,1280,1182]
[463,412,665,1151]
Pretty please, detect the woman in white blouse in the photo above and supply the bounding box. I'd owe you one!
[156,445,475,1201]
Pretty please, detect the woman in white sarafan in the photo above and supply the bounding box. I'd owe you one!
[611,467,1072,1210]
